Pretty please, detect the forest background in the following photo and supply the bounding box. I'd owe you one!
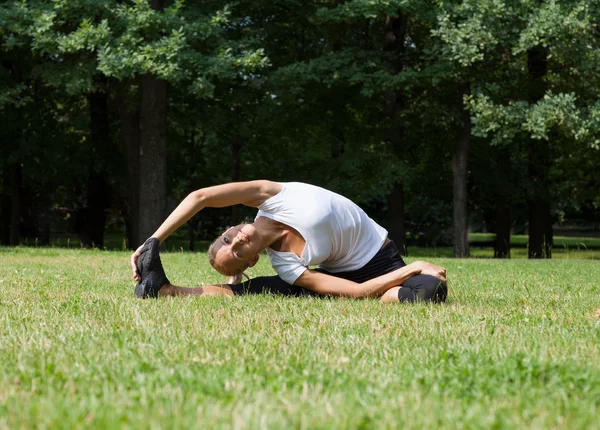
[1,0,599,259]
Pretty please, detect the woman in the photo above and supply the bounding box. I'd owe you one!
[131,180,447,303]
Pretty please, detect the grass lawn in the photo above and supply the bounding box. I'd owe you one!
[469,233,600,249]
[1,247,599,429]
[406,246,600,260]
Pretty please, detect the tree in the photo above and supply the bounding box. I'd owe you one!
[467,0,600,258]
[1,0,269,247]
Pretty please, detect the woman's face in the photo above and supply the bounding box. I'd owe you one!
[212,224,259,275]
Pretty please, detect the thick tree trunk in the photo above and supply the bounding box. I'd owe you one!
[545,211,553,258]
[452,83,470,258]
[78,173,109,248]
[382,13,408,253]
[80,85,111,248]
[494,148,511,258]
[1,168,10,245]
[187,220,195,252]
[494,199,510,258]
[528,197,552,258]
[1,199,9,245]
[119,80,142,249]
[187,217,200,252]
[9,163,21,246]
[4,63,21,246]
[527,140,553,258]
[138,74,168,243]
[119,0,170,249]
[527,46,552,259]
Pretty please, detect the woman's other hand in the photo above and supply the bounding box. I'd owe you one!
[131,244,144,281]
[414,261,447,281]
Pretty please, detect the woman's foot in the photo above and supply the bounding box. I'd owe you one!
[134,238,170,298]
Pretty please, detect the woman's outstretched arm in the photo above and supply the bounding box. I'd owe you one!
[294,261,446,299]
[130,180,281,280]
[150,180,281,243]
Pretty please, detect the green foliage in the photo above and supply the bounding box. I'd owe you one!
[434,3,503,67]
[515,0,595,56]
[315,0,405,21]
[0,0,269,95]
[468,89,599,149]
[0,0,598,246]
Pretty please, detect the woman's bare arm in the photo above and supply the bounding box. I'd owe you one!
[294,261,446,298]
[131,180,281,280]
[151,180,281,243]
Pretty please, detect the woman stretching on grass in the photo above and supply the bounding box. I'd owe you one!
[131,181,447,303]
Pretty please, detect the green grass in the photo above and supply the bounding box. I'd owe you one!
[1,247,599,429]
[469,233,600,249]
[404,245,600,260]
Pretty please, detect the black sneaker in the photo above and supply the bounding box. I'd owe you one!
[134,238,170,299]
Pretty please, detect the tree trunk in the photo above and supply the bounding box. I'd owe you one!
[527,46,552,259]
[138,74,168,243]
[9,163,21,246]
[1,197,9,245]
[527,139,553,258]
[80,85,111,248]
[119,0,170,248]
[452,83,470,258]
[119,80,142,249]
[494,199,510,258]
[187,220,195,252]
[78,174,109,248]
[494,148,511,258]
[528,197,552,258]
[545,210,553,258]
[187,218,200,252]
[1,168,10,245]
[382,13,408,253]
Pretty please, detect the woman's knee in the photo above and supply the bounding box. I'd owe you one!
[380,287,402,304]
[400,275,447,303]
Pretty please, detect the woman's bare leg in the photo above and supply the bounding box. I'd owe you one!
[158,283,235,298]
[379,287,402,303]
[155,276,311,299]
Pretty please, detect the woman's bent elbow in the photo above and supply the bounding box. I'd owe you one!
[187,190,205,205]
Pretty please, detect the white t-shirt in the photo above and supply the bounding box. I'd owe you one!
[256,182,388,285]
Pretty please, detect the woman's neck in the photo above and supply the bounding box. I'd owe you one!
[254,217,305,256]
[251,216,287,250]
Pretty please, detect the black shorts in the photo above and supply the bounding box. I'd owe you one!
[228,240,447,302]
[229,241,406,296]
[314,240,406,283]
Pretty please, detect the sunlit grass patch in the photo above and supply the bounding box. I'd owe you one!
[1,247,599,428]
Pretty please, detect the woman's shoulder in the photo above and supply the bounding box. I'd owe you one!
[258,180,284,196]
[240,180,283,207]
